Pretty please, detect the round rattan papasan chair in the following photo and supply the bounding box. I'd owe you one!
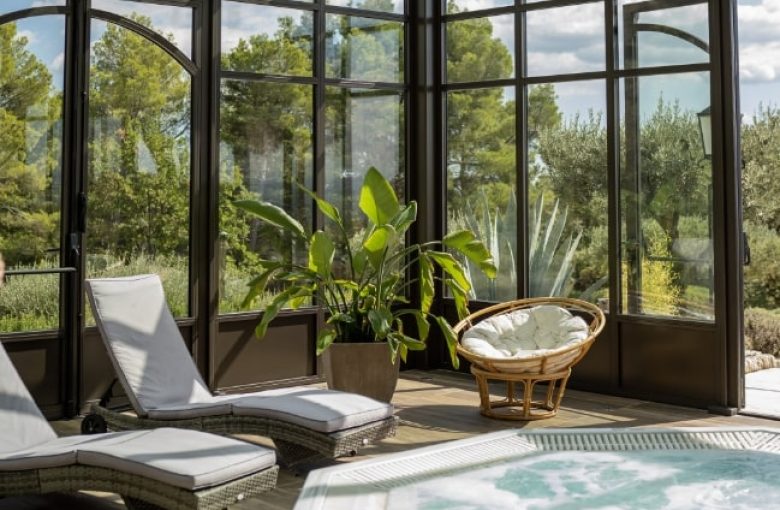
[454,297,606,421]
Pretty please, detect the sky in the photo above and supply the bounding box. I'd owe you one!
[2,0,778,124]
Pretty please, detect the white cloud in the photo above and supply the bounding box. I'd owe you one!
[50,51,64,73]
[738,0,780,83]
[31,0,64,6]
[221,4,310,56]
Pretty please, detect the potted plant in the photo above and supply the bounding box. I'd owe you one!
[235,167,496,401]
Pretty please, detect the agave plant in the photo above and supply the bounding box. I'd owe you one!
[235,167,496,367]
[529,195,582,297]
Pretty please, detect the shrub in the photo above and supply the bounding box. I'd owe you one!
[743,221,780,310]
[744,307,780,358]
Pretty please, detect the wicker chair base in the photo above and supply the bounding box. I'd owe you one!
[90,404,398,467]
[473,366,572,421]
[0,464,278,510]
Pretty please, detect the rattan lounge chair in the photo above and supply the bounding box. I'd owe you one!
[454,297,606,420]
[83,275,397,467]
[0,341,278,510]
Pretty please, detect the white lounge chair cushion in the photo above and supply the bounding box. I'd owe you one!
[0,436,92,470]
[230,387,395,433]
[86,275,215,416]
[0,342,58,455]
[146,401,234,420]
[461,305,590,359]
[77,429,276,490]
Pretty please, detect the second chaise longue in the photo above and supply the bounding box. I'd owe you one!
[83,274,397,466]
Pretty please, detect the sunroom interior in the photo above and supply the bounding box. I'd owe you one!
[2,0,780,508]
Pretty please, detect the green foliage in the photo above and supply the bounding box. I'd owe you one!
[744,307,780,358]
[0,22,61,267]
[529,196,581,297]
[743,221,780,310]
[742,106,780,232]
[236,167,496,367]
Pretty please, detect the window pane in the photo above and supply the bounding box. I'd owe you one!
[325,15,403,82]
[221,3,313,77]
[325,87,404,249]
[219,81,313,313]
[447,0,513,14]
[86,20,192,320]
[446,14,514,83]
[327,0,403,14]
[447,87,516,302]
[619,0,709,69]
[1,1,64,15]
[620,72,714,319]
[92,0,193,59]
[0,17,64,272]
[0,273,60,333]
[526,4,605,76]
[528,81,608,306]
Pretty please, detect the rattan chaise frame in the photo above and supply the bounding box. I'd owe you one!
[454,297,606,421]
[87,404,398,467]
[0,462,279,510]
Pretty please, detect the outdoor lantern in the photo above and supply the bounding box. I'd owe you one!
[698,106,712,158]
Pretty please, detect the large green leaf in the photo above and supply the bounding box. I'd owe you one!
[443,229,498,278]
[363,225,398,269]
[241,263,283,309]
[235,199,306,239]
[368,308,393,340]
[428,251,472,292]
[316,326,338,355]
[445,278,470,320]
[433,316,460,369]
[396,309,431,341]
[255,286,308,339]
[419,254,434,314]
[308,230,335,278]
[298,185,342,226]
[359,167,400,226]
[390,201,417,235]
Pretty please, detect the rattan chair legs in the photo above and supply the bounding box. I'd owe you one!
[472,366,572,420]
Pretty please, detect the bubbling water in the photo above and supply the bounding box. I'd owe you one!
[386,450,780,510]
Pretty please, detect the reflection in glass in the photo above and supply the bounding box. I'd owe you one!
[221,3,313,76]
[619,0,709,69]
[526,4,605,76]
[219,81,313,313]
[325,15,403,83]
[1,0,64,15]
[528,81,608,305]
[0,273,60,333]
[446,14,514,83]
[0,18,64,271]
[620,72,714,319]
[86,21,192,320]
[325,87,404,262]
[447,0,513,14]
[447,87,516,302]
[92,0,193,58]
[327,0,403,14]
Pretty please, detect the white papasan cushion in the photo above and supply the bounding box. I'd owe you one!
[461,305,590,359]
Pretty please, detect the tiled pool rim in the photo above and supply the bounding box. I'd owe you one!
[294,427,780,510]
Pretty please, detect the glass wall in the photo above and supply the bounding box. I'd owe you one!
[0,13,66,332]
[218,1,406,313]
[442,0,715,320]
[85,5,194,321]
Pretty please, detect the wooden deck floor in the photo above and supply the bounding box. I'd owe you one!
[6,370,779,510]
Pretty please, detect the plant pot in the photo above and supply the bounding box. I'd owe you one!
[322,342,400,402]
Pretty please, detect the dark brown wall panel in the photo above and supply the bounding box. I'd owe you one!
[570,318,614,389]
[620,321,721,406]
[3,338,62,418]
[215,314,316,391]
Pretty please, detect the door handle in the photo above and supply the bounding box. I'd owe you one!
[743,232,751,266]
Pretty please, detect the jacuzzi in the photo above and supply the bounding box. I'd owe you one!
[295,428,780,510]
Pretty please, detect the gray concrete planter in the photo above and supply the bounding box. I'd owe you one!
[322,343,400,402]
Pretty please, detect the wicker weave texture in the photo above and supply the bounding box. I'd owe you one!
[0,464,278,510]
[92,404,398,465]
